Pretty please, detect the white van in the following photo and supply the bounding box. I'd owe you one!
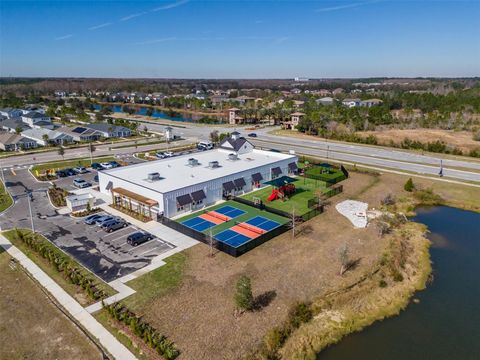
[198,141,214,150]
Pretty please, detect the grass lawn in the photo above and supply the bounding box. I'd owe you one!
[241,177,328,216]
[124,253,187,311]
[0,180,13,213]
[176,200,289,238]
[0,249,102,360]
[31,156,115,173]
[3,229,116,306]
[304,165,346,184]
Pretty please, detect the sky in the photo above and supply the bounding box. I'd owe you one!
[0,0,479,78]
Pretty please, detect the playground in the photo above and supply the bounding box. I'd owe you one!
[176,201,289,248]
[241,176,329,216]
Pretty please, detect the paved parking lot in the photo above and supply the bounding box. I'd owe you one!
[0,168,175,282]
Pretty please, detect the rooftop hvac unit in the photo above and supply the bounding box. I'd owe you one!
[187,158,199,166]
[147,172,161,181]
[228,153,238,161]
[208,161,219,168]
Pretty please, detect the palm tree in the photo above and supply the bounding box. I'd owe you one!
[58,146,65,160]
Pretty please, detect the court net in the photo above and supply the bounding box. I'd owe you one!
[236,222,265,235]
[206,211,230,222]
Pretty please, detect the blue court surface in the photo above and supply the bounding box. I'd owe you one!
[214,205,245,219]
[245,216,281,231]
[182,217,216,232]
[215,229,251,248]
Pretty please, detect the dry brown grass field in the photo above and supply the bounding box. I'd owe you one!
[0,249,101,360]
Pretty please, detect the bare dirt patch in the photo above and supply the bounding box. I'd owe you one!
[0,251,101,360]
[358,129,480,152]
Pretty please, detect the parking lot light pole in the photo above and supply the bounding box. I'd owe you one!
[26,190,35,233]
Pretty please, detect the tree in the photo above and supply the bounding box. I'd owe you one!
[234,275,254,311]
[15,126,22,135]
[58,146,65,160]
[339,242,349,275]
[404,178,414,192]
[209,130,219,144]
[42,134,50,146]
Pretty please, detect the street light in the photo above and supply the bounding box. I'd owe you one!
[25,190,35,232]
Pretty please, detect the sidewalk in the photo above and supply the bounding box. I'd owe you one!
[0,234,137,360]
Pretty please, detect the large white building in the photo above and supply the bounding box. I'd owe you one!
[98,134,297,218]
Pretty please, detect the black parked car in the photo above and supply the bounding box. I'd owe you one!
[127,231,153,246]
[64,168,76,176]
[91,163,103,170]
[108,161,121,168]
[248,133,257,137]
[55,170,67,178]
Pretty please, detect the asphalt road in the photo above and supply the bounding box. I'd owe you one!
[1,122,480,183]
[251,139,480,183]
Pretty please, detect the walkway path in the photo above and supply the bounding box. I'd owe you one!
[0,234,137,360]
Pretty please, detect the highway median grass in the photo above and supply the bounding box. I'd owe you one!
[31,156,115,174]
[0,180,13,213]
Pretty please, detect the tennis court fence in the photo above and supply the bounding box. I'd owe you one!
[160,215,291,257]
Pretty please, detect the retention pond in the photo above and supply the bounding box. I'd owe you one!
[319,206,480,359]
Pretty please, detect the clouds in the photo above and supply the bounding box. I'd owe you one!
[152,0,189,12]
[55,34,73,41]
[134,35,291,46]
[54,0,190,40]
[88,22,113,31]
[315,0,380,13]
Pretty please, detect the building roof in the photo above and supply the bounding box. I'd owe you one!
[219,136,251,152]
[22,128,71,140]
[111,187,158,206]
[100,148,296,194]
[85,123,130,133]
[23,111,47,119]
[0,133,29,145]
[0,118,30,131]
[227,108,240,111]
[290,112,306,116]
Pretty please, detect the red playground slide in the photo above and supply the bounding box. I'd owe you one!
[267,188,279,201]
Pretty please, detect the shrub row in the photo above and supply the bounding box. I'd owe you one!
[13,229,108,301]
[103,302,179,360]
[48,185,70,207]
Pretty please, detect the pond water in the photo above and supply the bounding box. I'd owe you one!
[318,206,480,359]
[94,104,224,123]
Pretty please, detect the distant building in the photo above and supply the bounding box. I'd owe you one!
[0,117,31,133]
[57,126,101,142]
[84,123,132,138]
[22,128,73,146]
[0,133,37,151]
[316,97,334,106]
[294,77,309,82]
[21,111,51,127]
[227,108,242,125]
[0,108,23,119]
[218,131,254,155]
[164,126,175,141]
[283,112,305,130]
[342,98,361,108]
[360,99,383,107]
[332,88,344,96]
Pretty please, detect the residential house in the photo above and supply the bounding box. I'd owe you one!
[85,123,132,138]
[210,94,229,106]
[0,117,31,133]
[21,128,73,146]
[342,98,361,108]
[293,100,305,108]
[332,88,344,96]
[57,126,101,142]
[0,108,23,119]
[218,131,254,155]
[316,97,334,106]
[360,99,384,107]
[0,133,37,151]
[21,111,51,127]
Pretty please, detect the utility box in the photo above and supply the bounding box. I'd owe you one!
[66,193,95,212]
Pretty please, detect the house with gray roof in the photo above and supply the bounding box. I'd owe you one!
[21,111,51,127]
[0,117,31,133]
[22,128,73,146]
[0,108,23,119]
[58,126,101,142]
[0,133,37,151]
[219,131,253,155]
[85,123,132,138]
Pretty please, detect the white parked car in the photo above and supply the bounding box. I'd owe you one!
[74,167,87,174]
[101,162,113,169]
[164,151,174,157]
[156,152,166,159]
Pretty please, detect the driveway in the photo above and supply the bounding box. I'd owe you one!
[0,168,174,282]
